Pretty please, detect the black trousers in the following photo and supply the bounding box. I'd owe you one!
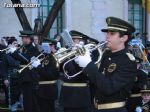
[96,107,127,112]
[10,78,21,105]
[4,78,21,106]
[22,83,39,112]
[37,97,55,112]
[64,107,91,112]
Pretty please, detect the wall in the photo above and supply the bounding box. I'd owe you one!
[64,0,128,41]
[0,0,132,42]
[0,0,36,42]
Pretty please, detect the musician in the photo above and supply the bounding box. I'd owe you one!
[59,35,92,112]
[11,30,40,112]
[37,39,59,112]
[0,38,8,106]
[126,57,148,112]
[0,37,8,80]
[74,17,137,112]
[33,35,42,52]
[54,34,62,50]
[146,44,150,75]
[135,83,150,112]
[2,37,22,111]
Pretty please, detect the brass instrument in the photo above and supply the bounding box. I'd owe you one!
[18,52,45,73]
[130,44,150,72]
[139,104,149,112]
[0,45,23,53]
[53,41,107,78]
[0,47,10,52]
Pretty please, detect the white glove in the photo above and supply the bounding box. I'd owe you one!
[56,42,61,49]
[31,59,41,68]
[74,50,91,68]
[135,106,142,112]
[72,44,83,51]
[4,80,9,87]
[7,45,17,53]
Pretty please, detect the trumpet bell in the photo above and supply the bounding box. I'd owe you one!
[53,41,107,78]
[53,47,85,68]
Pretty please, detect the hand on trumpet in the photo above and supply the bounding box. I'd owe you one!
[30,57,41,68]
[135,106,142,112]
[74,49,92,68]
[4,80,9,87]
[7,44,17,54]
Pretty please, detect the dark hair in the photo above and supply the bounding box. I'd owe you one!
[22,36,34,42]
[119,32,133,47]
[8,37,17,45]
[54,33,63,47]
[30,36,34,42]
[54,34,60,39]
[2,36,10,42]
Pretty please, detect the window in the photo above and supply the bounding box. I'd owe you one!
[38,0,63,38]
[128,0,144,33]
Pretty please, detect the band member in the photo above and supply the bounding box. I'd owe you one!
[12,30,40,112]
[33,35,42,52]
[59,35,92,112]
[37,39,59,112]
[54,34,62,50]
[135,83,150,112]
[2,37,22,111]
[74,17,137,112]
[126,57,148,112]
[0,37,8,106]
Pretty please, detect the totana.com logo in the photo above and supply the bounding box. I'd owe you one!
[4,3,40,8]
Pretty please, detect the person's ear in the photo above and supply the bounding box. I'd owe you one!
[120,35,128,42]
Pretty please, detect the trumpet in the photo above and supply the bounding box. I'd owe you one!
[0,47,10,52]
[53,41,107,78]
[18,52,45,73]
[0,45,23,53]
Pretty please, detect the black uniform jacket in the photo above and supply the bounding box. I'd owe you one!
[137,101,150,112]
[126,69,147,112]
[60,61,91,108]
[83,49,137,104]
[37,54,59,100]
[2,53,20,80]
[132,70,147,94]
[0,45,6,77]
[12,43,40,83]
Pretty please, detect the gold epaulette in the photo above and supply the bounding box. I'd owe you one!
[126,53,135,61]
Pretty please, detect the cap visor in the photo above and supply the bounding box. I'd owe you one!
[19,35,28,37]
[101,28,119,32]
[141,90,150,93]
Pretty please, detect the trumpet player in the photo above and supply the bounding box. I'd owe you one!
[0,37,8,105]
[10,30,41,112]
[126,57,148,112]
[2,37,22,111]
[135,82,150,112]
[60,34,93,112]
[74,17,137,112]
[36,38,59,112]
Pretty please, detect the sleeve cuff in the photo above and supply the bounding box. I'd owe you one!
[83,62,98,75]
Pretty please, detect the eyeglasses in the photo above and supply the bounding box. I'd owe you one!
[49,44,53,46]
